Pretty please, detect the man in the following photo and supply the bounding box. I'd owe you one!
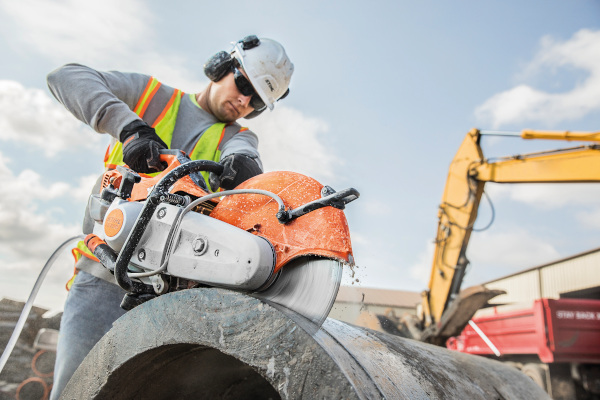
[46,35,293,399]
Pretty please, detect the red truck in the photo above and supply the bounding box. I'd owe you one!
[447,298,600,399]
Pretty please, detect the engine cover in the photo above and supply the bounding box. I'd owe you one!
[129,204,276,291]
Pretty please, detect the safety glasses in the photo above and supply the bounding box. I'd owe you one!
[233,67,266,111]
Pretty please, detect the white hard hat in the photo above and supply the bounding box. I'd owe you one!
[231,36,294,111]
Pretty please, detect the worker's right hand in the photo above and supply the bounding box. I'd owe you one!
[120,120,168,173]
[208,153,263,192]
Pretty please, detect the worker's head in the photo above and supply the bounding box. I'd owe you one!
[204,35,294,121]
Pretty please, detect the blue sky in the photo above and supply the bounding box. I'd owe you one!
[1,0,599,310]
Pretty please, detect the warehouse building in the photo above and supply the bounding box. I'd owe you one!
[478,246,600,316]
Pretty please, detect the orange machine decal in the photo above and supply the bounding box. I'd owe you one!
[104,209,124,237]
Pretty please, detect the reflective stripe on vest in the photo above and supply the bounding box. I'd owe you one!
[67,239,100,291]
[73,238,99,262]
[134,77,162,118]
[105,77,177,171]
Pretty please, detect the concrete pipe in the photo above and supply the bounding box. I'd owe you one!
[61,288,549,399]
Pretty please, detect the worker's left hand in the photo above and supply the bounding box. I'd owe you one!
[209,154,263,192]
[120,120,168,173]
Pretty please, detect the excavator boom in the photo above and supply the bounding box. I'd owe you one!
[412,128,600,344]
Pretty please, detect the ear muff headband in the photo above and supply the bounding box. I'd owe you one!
[204,50,234,82]
[240,35,260,50]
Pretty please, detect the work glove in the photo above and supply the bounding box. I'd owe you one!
[209,154,263,192]
[120,120,168,173]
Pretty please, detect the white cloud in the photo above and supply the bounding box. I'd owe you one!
[0,150,102,310]
[475,29,600,128]
[71,174,103,203]
[486,182,600,209]
[576,209,600,230]
[361,198,393,217]
[0,152,81,264]
[0,0,205,90]
[466,229,560,282]
[0,0,149,62]
[0,80,102,156]
[349,232,369,247]
[408,241,434,287]
[245,105,340,181]
[405,228,561,291]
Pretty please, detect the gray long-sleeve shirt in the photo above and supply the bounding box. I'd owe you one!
[47,63,262,166]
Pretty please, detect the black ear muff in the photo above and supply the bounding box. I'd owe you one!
[204,51,234,82]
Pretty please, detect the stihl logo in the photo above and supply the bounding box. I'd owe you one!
[104,209,124,237]
[265,79,274,92]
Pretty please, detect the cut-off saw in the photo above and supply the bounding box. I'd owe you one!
[83,150,359,326]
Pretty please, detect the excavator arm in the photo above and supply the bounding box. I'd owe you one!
[406,128,600,345]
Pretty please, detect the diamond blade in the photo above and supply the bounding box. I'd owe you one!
[253,257,343,327]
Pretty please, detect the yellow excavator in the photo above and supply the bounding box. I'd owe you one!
[390,128,600,345]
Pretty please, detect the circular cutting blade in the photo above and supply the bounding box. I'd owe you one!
[254,257,343,327]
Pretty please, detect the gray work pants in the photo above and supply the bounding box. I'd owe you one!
[50,271,127,400]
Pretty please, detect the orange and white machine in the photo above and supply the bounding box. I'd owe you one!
[84,150,359,326]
